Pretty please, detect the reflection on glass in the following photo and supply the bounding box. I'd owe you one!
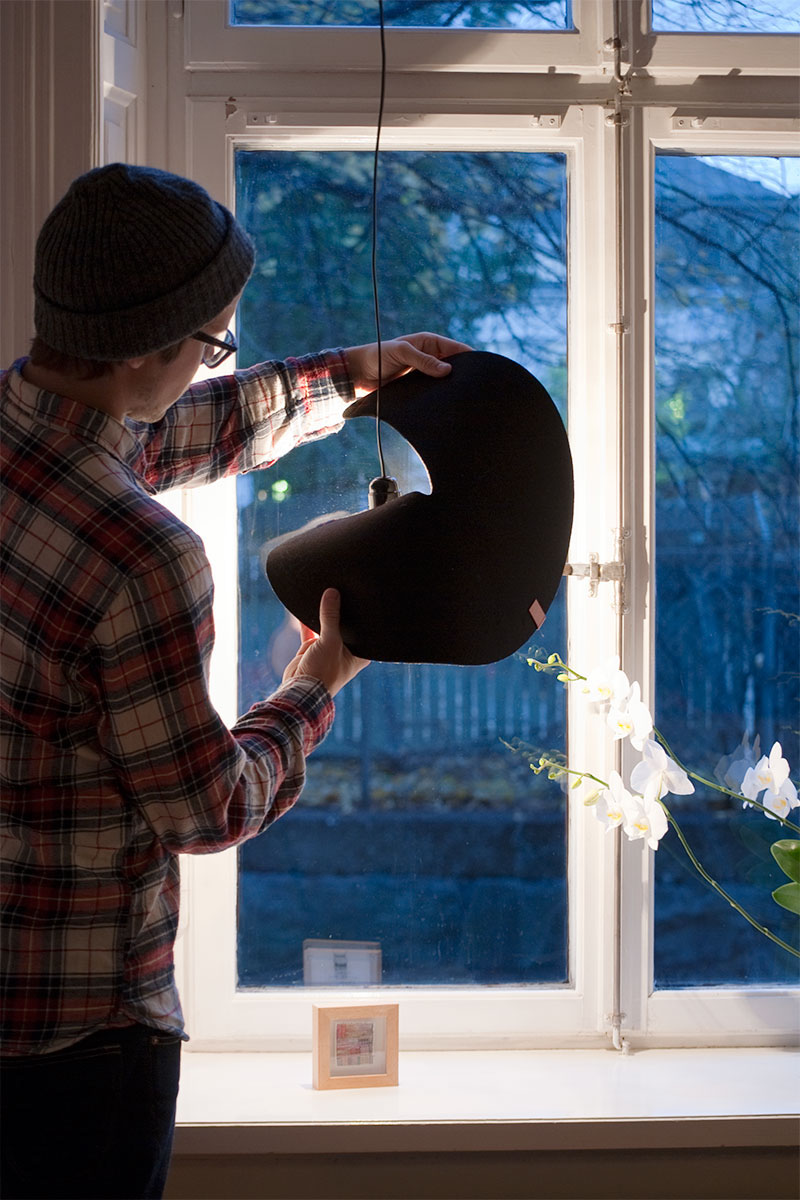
[235,149,568,987]
[654,155,799,987]
[652,0,800,33]
[230,0,570,29]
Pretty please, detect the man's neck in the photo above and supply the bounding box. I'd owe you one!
[20,361,126,421]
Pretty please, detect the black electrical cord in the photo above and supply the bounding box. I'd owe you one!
[368,0,399,508]
[372,0,387,475]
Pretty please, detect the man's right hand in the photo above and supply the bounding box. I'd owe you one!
[281,588,369,698]
[343,332,473,394]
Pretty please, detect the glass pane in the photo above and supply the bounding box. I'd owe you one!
[235,149,568,987]
[654,155,800,987]
[230,0,571,30]
[652,0,800,34]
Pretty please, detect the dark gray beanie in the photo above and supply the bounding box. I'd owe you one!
[33,163,255,361]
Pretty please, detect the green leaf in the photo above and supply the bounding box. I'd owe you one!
[771,882,800,917]
[771,839,800,884]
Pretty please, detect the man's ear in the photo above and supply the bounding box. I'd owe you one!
[123,356,147,370]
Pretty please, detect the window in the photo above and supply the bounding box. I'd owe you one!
[230,0,573,29]
[653,154,799,989]
[652,0,800,33]
[145,0,798,1049]
[234,147,569,990]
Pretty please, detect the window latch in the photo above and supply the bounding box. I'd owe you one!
[563,530,630,612]
[564,553,624,592]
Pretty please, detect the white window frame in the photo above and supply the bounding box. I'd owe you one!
[139,0,799,1052]
[620,105,800,1046]
[176,113,621,1052]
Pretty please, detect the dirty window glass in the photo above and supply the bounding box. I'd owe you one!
[230,0,571,30]
[653,155,800,986]
[234,149,569,988]
[652,0,800,33]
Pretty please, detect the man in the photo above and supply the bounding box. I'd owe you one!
[0,162,469,1199]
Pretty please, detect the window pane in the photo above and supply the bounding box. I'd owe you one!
[654,155,800,987]
[234,149,568,987]
[652,0,800,34]
[230,0,571,30]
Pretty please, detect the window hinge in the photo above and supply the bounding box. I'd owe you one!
[672,115,800,132]
[563,530,630,611]
[531,114,562,129]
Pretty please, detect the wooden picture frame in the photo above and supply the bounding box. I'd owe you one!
[312,1003,399,1090]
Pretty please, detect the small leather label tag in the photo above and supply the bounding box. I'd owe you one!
[529,599,546,628]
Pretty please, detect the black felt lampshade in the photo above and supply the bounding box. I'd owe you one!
[265,350,573,665]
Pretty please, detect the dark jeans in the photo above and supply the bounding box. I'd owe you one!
[0,1023,181,1200]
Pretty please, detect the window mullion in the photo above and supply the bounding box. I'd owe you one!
[614,91,658,1046]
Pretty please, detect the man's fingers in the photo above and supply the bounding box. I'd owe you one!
[386,335,473,381]
[406,348,452,377]
[344,333,472,392]
[317,587,341,640]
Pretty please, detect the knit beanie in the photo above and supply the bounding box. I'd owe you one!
[33,163,255,361]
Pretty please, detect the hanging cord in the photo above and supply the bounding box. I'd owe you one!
[368,0,399,508]
[372,0,387,475]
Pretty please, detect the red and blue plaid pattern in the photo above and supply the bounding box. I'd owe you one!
[1,352,352,1054]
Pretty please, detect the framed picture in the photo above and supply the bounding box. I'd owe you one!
[312,1003,399,1090]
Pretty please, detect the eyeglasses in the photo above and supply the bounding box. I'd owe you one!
[191,328,237,368]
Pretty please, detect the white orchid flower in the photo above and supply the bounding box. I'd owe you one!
[593,771,628,832]
[761,776,799,821]
[630,739,695,801]
[741,741,791,804]
[582,657,631,707]
[607,682,654,751]
[621,789,669,851]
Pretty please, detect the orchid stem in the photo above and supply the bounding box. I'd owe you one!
[659,801,800,959]
[544,761,607,789]
[518,655,800,956]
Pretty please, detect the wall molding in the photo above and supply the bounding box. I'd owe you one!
[1,0,101,365]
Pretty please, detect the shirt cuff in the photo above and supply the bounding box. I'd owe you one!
[242,675,335,758]
[283,348,355,440]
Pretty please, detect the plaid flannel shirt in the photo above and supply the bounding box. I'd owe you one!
[0,351,353,1054]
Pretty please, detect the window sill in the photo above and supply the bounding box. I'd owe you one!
[174,1047,799,1155]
